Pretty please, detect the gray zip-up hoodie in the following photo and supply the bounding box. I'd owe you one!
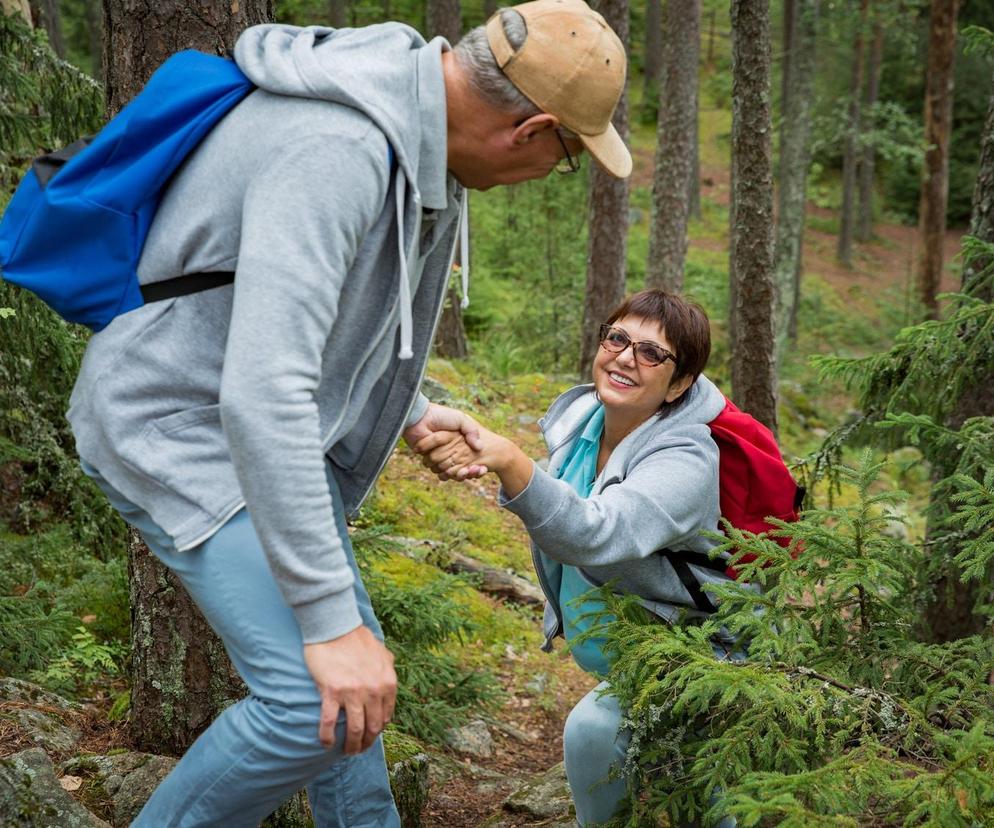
[500,376,743,649]
[67,23,463,644]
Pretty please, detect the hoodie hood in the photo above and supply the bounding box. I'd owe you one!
[234,23,449,208]
[234,24,470,359]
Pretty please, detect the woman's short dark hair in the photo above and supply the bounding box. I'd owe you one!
[604,289,711,389]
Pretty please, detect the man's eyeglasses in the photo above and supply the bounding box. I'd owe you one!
[598,324,676,368]
[554,129,581,175]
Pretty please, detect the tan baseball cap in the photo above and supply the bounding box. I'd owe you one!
[486,0,632,179]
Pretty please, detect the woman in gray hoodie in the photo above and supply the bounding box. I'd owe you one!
[417,289,737,826]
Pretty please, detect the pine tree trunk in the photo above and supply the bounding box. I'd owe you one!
[643,0,663,107]
[915,0,959,319]
[646,0,700,292]
[579,0,630,377]
[730,0,777,435]
[103,0,272,116]
[83,0,103,81]
[921,71,994,643]
[836,0,868,267]
[856,18,884,242]
[773,0,817,354]
[1,0,31,25]
[29,0,64,56]
[426,0,461,43]
[329,0,348,28]
[102,0,273,755]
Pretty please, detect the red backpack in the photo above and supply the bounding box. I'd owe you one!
[708,398,804,579]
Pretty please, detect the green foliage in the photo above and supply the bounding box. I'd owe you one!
[0,11,103,187]
[0,522,128,691]
[595,454,994,827]
[29,625,122,695]
[350,523,502,744]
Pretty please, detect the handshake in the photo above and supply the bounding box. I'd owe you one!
[402,402,532,495]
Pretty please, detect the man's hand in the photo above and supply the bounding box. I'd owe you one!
[303,626,397,754]
[403,403,487,479]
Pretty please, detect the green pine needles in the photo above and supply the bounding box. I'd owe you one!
[593,454,994,827]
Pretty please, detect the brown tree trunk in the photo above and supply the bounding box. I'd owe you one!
[921,71,994,643]
[836,0,868,267]
[579,0,630,377]
[730,0,777,435]
[329,0,348,28]
[426,0,461,43]
[1,0,31,25]
[646,0,700,291]
[856,17,884,242]
[643,0,663,106]
[128,529,246,755]
[102,0,273,754]
[915,0,959,319]
[774,0,818,354]
[104,0,272,116]
[29,0,64,56]
[83,0,103,81]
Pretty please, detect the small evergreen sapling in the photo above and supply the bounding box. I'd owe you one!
[593,453,994,827]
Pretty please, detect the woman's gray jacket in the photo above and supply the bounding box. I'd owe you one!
[500,376,741,649]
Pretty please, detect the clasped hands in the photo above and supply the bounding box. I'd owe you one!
[402,402,504,480]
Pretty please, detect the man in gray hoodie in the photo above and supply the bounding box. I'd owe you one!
[68,1,631,824]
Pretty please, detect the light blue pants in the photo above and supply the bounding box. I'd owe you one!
[83,462,400,828]
[564,641,737,827]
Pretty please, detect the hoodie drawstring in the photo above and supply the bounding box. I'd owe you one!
[394,178,470,361]
[459,188,470,310]
[395,173,414,360]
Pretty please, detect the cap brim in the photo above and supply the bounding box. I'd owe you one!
[579,122,632,179]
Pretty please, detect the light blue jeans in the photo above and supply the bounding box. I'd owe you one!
[83,462,400,828]
[564,641,737,827]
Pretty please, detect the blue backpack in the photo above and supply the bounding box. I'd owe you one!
[0,50,255,331]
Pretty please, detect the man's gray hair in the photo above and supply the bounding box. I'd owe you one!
[453,9,541,117]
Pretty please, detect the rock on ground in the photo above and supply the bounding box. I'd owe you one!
[503,761,574,820]
[0,748,110,827]
[63,751,177,826]
[445,719,494,758]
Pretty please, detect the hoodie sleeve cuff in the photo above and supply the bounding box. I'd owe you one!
[293,587,364,644]
[499,463,563,529]
[404,392,430,429]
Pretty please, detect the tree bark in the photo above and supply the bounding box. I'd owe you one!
[773,0,818,354]
[103,0,272,117]
[426,0,461,44]
[915,0,959,319]
[836,0,868,267]
[643,0,663,105]
[730,0,778,435]
[646,0,700,292]
[102,0,273,755]
[921,71,994,643]
[328,0,348,28]
[83,0,103,81]
[579,0,630,377]
[29,0,64,56]
[856,17,884,242]
[1,0,31,25]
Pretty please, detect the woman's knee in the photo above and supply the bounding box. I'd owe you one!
[563,686,627,769]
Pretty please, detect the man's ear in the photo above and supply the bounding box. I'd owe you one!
[510,112,559,146]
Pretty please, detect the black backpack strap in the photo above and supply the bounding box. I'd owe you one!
[661,549,723,614]
[33,137,94,188]
[140,271,235,303]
